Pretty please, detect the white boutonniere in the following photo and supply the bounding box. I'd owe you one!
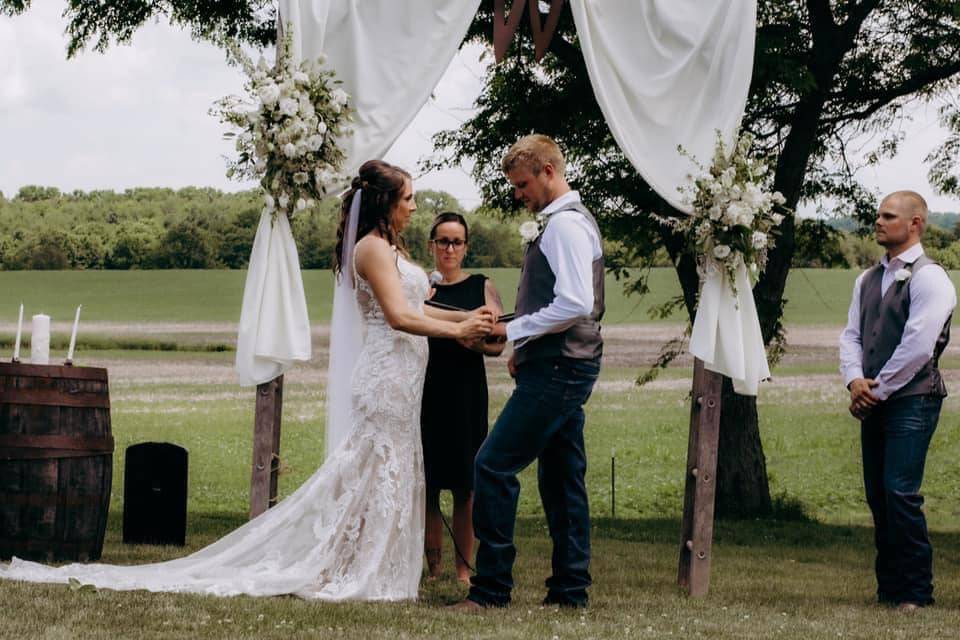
[894,267,912,282]
[519,213,549,246]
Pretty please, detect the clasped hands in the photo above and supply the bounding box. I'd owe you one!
[456,306,509,347]
[848,378,879,420]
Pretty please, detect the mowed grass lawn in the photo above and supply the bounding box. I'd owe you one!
[2,269,960,638]
[0,267,929,328]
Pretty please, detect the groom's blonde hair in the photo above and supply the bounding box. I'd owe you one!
[502,134,566,177]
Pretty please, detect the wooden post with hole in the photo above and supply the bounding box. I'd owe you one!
[250,375,283,519]
[677,358,723,596]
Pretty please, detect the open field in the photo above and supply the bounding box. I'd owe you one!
[2,269,960,638]
[2,267,949,332]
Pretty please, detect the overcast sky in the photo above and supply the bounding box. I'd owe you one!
[1,3,958,215]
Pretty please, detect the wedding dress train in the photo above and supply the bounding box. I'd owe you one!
[0,255,430,601]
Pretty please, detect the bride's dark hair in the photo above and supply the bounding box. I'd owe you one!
[334,159,412,276]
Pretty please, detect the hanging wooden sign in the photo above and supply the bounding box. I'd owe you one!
[494,0,565,63]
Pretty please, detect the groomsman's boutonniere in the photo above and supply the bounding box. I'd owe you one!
[894,267,912,282]
[519,213,549,246]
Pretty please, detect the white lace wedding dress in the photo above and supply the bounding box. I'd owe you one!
[0,255,430,601]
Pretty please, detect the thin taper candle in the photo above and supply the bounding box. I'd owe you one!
[66,305,82,362]
[12,303,23,361]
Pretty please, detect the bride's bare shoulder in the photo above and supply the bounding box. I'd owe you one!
[354,234,396,279]
[354,234,393,261]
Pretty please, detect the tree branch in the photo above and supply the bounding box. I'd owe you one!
[822,59,960,125]
[839,0,884,43]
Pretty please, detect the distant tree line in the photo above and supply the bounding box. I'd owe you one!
[793,212,960,269]
[0,186,529,270]
[2,185,956,271]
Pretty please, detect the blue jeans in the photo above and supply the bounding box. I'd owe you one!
[861,394,942,606]
[468,356,600,607]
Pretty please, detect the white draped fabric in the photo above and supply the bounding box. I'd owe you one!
[279,0,483,180]
[688,261,770,395]
[570,0,767,395]
[234,213,312,387]
[235,0,481,387]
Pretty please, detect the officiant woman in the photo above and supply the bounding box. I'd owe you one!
[421,212,505,583]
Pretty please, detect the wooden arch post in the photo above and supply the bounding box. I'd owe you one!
[249,375,283,519]
[677,359,723,596]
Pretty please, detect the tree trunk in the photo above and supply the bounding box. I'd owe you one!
[714,378,772,517]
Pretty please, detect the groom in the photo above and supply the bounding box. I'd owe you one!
[457,134,604,609]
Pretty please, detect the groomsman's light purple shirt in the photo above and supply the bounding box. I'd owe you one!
[506,190,603,345]
[839,243,956,401]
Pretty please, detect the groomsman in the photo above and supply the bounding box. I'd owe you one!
[454,134,604,610]
[839,190,956,612]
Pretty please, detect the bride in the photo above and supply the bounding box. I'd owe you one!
[0,159,495,601]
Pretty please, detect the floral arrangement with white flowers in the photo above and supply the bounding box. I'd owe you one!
[656,132,789,295]
[212,30,352,222]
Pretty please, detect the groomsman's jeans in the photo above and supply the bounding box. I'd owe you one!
[468,356,600,607]
[861,394,941,606]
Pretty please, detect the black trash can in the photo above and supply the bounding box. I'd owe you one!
[123,442,188,545]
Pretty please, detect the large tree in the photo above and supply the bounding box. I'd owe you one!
[5,0,960,515]
[429,0,960,516]
[0,1,274,57]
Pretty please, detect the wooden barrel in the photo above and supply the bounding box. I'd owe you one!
[0,362,113,562]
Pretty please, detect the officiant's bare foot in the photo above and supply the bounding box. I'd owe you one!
[456,572,471,586]
[447,599,483,614]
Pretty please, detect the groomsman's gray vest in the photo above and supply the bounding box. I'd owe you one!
[859,254,951,400]
[514,201,604,366]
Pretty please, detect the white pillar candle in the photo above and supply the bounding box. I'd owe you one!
[31,313,50,365]
[66,305,82,362]
[12,303,23,361]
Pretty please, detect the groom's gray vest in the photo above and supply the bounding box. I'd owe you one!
[514,201,604,367]
[859,254,951,400]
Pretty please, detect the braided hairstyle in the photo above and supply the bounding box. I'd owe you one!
[334,159,412,277]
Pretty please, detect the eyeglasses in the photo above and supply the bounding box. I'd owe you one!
[431,238,466,250]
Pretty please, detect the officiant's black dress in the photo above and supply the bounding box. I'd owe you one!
[421,274,489,491]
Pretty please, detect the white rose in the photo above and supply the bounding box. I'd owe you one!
[771,213,784,225]
[279,98,299,117]
[519,221,541,244]
[330,88,349,106]
[316,120,328,135]
[772,191,786,205]
[293,71,309,85]
[724,202,745,226]
[720,167,736,189]
[713,244,732,259]
[708,205,722,221]
[894,268,912,282]
[293,172,309,185]
[751,231,768,249]
[306,134,324,152]
[278,194,290,210]
[737,210,755,227]
[255,158,267,172]
[282,143,297,158]
[257,83,281,107]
